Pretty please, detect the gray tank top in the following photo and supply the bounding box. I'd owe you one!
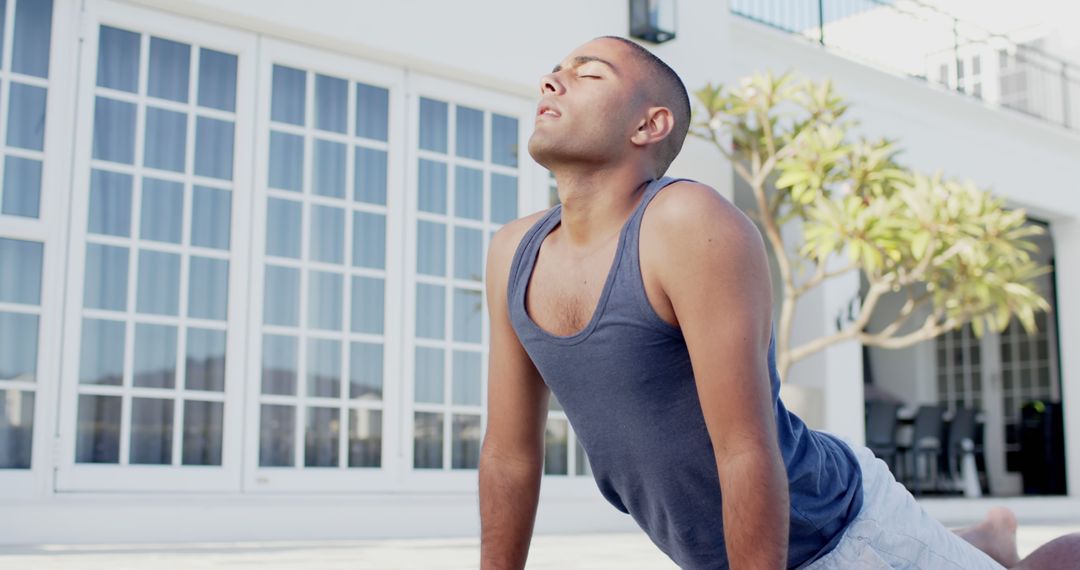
[507,176,863,569]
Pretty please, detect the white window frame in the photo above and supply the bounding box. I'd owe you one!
[400,73,578,494]
[242,38,407,493]
[0,0,76,499]
[55,0,257,492]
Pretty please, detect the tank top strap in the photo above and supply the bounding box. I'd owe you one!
[623,176,693,260]
[507,203,561,310]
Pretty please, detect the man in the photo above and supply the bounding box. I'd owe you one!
[478,36,1080,569]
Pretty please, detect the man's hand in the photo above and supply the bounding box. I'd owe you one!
[648,181,789,569]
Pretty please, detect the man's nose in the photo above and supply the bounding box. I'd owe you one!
[539,73,563,95]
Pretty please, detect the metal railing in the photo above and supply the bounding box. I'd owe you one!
[729,0,1080,132]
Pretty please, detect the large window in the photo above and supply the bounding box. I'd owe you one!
[0,0,54,474]
[254,58,394,473]
[408,81,524,476]
[73,24,239,468]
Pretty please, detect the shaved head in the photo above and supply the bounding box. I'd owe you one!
[598,36,690,177]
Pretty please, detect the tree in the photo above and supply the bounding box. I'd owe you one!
[692,70,1051,381]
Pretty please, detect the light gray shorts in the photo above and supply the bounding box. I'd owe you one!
[796,434,1007,569]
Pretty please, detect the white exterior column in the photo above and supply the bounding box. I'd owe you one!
[1051,219,1080,498]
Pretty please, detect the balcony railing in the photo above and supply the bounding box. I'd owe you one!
[730,0,1079,132]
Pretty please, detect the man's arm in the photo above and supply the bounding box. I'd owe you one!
[649,182,789,569]
[479,219,551,570]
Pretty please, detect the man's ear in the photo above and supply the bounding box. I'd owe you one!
[630,106,675,148]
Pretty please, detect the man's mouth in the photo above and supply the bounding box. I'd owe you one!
[536,104,561,119]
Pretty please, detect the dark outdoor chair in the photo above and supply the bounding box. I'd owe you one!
[898,404,944,496]
[942,407,987,495]
[865,400,902,476]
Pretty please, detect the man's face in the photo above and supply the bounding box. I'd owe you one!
[527,38,647,170]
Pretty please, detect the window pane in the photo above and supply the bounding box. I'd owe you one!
[307,338,342,399]
[418,159,447,213]
[456,106,483,160]
[93,97,136,164]
[305,407,339,467]
[130,397,174,464]
[140,177,183,243]
[309,205,344,264]
[544,418,569,475]
[97,26,140,92]
[491,113,518,167]
[143,107,188,173]
[259,404,294,467]
[188,256,229,320]
[576,437,591,475]
[0,312,38,382]
[197,48,237,112]
[454,166,483,220]
[491,173,518,224]
[0,237,42,305]
[136,250,181,315]
[417,220,446,276]
[315,74,347,133]
[349,341,383,399]
[454,226,483,282]
[308,270,343,330]
[7,83,47,150]
[452,414,481,469]
[312,139,346,198]
[354,147,387,205]
[133,323,177,388]
[82,243,127,311]
[413,411,443,469]
[268,131,304,192]
[452,350,482,406]
[2,155,41,217]
[350,276,384,335]
[261,334,297,395]
[265,198,301,258]
[0,389,33,468]
[419,97,448,152]
[191,186,231,250]
[147,37,190,103]
[194,117,234,180]
[415,283,445,339]
[76,395,121,463]
[263,265,299,326]
[355,82,389,141]
[12,0,52,78]
[414,346,444,404]
[271,65,306,126]
[185,328,225,392]
[87,169,133,237]
[453,288,482,343]
[352,211,386,269]
[182,400,223,465]
[79,318,124,386]
[348,408,381,467]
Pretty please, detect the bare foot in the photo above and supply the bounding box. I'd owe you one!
[953,506,1022,568]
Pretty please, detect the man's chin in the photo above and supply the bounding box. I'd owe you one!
[527,136,559,170]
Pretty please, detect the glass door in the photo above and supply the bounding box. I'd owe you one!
[55,1,256,492]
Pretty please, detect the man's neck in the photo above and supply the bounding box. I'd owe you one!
[550,165,654,250]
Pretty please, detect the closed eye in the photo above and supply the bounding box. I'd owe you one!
[578,75,602,79]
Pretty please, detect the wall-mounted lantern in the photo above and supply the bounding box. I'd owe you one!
[629,0,677,44]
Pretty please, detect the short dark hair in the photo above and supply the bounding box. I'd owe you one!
[599,35,690,177]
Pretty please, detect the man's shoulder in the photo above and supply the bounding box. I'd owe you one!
[490,208,550,254]
[486,208,553,278]
[646,179,759,249]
